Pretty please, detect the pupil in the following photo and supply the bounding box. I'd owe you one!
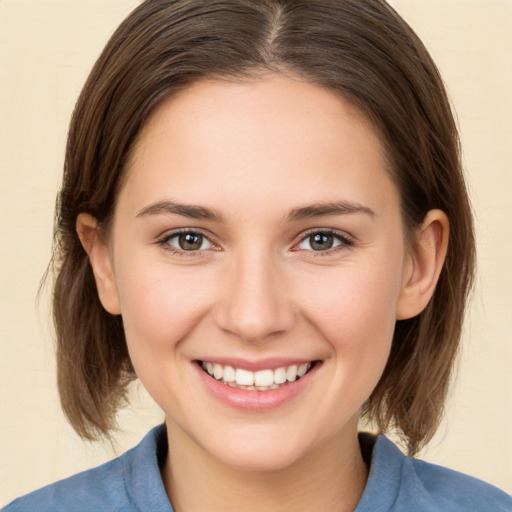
[179,233,202,250]
[311,233,333,251]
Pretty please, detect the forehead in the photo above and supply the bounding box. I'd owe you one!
[121,74,397,218]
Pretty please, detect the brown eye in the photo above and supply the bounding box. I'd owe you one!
[309,233,334,251]
[178,233,204,250]
[296,231,350,253]
[164,231,213,252]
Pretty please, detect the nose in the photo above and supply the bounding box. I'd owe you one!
[214,249,296,343]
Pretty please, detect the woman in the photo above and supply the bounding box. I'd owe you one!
[5,0,511,510]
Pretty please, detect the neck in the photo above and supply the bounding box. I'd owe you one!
[162,418,368,512]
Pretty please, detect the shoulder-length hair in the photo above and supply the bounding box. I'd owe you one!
[52,0,475,455]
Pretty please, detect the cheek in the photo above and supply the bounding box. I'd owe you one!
[114,261,218,411]
[297,262,402,368]
[114,261,213,358]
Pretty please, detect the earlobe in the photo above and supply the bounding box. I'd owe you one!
[396,209,449,320]
[76,213,121,315]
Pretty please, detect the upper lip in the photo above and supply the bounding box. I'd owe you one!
[195,357,317,372]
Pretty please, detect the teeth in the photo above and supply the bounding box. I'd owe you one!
[297,363,309,377]
[254,369,274,387]
[213,363,223,380]
[286,365,298,382]
[274,367,287,384]
[201,361,312,390]
[223,365,235,382]
[235,368,254,386]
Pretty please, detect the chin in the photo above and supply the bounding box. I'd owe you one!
[200,425,321,473]
[215,444,306,473]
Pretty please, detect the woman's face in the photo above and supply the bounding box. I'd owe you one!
[99,74,415,471]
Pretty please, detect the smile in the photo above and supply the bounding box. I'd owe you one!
[200,361,314,391]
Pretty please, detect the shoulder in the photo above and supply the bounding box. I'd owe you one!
[3,425,171,512]
[3,457,126,512]
[357,433,512,512]
[407,456,512,511]
[3,452,131,512]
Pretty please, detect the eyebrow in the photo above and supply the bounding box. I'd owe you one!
[286,201,376,221]
[136,199,375,223]
[136,200,224,222]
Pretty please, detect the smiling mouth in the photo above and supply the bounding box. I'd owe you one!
[199,361,317,391]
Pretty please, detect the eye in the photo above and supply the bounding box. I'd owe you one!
[296,230,352,252]
[163,231,214,252]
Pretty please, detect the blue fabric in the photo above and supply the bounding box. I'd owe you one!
[4,425,511,511]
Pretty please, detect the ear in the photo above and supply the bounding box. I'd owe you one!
[396,209,449,320]
[76,213,121,315]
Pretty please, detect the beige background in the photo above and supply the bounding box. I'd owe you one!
[0,0,511,505]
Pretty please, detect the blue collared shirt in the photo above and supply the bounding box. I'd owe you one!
[4,425,511,511]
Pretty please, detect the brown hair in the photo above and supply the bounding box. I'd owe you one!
[52,0,475,455]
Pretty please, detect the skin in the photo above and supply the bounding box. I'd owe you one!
[78,73,448,512]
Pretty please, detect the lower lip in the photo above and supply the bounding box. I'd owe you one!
[194,362,319,411]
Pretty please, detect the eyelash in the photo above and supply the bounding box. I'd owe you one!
[156,228,217,258]
[155,228,354,258]
[295,229,354,257]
